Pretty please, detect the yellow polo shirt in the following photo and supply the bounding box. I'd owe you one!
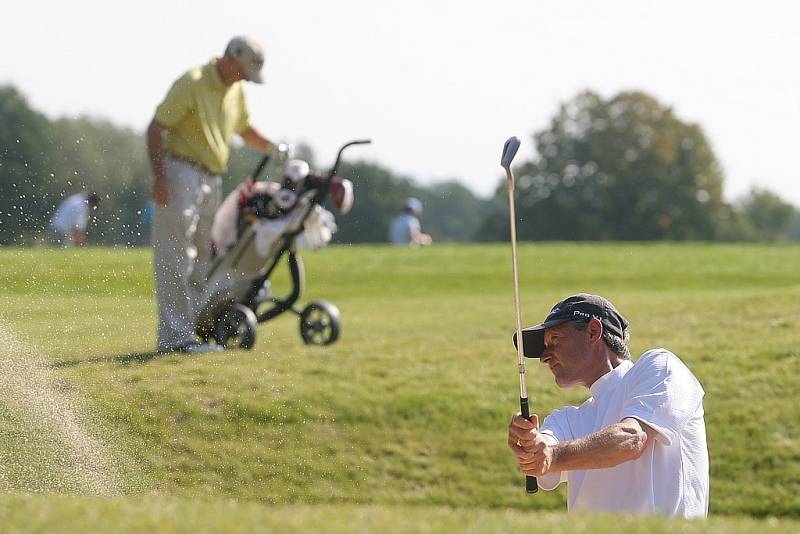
[154,57,252,174]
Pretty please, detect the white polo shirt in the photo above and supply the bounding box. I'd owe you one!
[538,348,709,518]
[50,193,91,233]
[388,213,421,245]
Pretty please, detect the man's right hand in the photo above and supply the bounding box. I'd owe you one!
[147,119,169,206]
[508,413,554,477]
[152,175,169,206]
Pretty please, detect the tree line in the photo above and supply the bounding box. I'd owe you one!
[1,84,798,246]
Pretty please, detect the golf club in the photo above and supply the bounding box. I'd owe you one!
[501,136,538,494]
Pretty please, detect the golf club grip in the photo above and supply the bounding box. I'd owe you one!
[520,397,539,494]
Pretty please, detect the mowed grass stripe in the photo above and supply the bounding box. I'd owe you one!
[1,496,799,533]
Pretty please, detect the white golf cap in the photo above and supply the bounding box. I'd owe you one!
[405,197,423,215]
[225,36,265,83]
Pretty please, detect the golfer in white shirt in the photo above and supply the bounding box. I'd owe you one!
[507,293,709,518]
[49,192,100,246]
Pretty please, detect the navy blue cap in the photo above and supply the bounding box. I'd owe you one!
[513,293,629,358]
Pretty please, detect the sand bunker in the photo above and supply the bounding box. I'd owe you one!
[0,319,122,494]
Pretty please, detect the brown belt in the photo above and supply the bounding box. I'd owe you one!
[166,153,217,176]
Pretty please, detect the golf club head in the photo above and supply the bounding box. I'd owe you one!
[501,136,521,170]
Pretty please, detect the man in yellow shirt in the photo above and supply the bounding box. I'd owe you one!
[147,36,277,354]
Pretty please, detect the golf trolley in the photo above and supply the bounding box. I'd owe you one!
[194,139,370,350]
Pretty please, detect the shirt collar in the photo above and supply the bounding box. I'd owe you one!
[205,57,227,90]
[589,359,633,398]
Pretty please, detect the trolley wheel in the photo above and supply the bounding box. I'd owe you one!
[214,304,258,350]
[197,327,211,343]
[299,301,340,345]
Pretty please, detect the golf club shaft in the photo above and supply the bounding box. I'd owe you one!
[252,154,271,180]
[506,168,539,494]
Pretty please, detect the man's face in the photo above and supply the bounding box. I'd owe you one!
[230,59,249,82]
[540,322,595,388]
[219,56,249,86]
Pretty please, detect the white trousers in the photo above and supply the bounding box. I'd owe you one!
[152,156,222,351]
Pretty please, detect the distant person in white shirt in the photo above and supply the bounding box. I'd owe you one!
[49,192,100,246]
[388,197,432,246]
[507,293,709,518]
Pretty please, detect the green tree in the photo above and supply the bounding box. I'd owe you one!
[47,117,151,245]
[332,161,417,243]
[478,91,728,241]
[0,86,53,244]
[414,181,491,242]
[0,85,156,245]
[331,162,488,243]
[736,187,798,240]
[788,212,800,241]
[2,84,489,246]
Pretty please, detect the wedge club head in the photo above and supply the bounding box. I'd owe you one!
[501,136,521,170]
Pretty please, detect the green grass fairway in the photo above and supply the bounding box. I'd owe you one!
[1,243,799,531]
[1,496,798,533]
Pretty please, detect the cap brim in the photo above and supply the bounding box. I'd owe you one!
[512,318,570,358]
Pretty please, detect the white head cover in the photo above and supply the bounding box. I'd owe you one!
[283,159,310,184]
[331,178,354,214]
[405,197,423,215]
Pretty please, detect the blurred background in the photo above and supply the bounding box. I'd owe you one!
[2,0,799,245]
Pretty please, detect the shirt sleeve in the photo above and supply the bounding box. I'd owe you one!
[235,86,252,134]
[537,407,576,490]
[620,349,705,446]
[154,75,194,128]
[540,406,575,443]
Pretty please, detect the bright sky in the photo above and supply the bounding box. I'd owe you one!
[3,1,799,205]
